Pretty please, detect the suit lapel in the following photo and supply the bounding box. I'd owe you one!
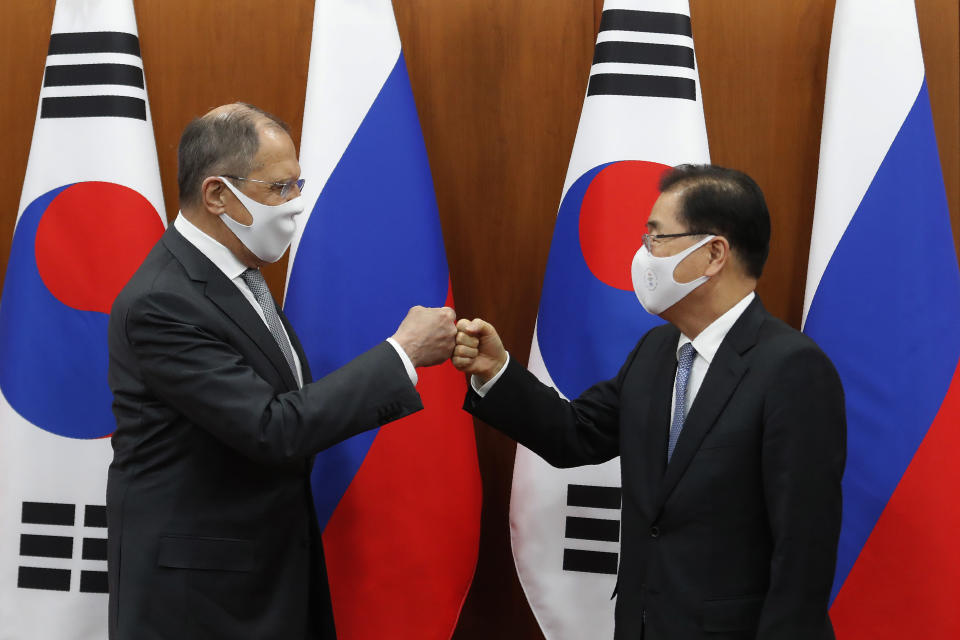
[162,227,301,391]
[655,297,766,509]
[641,333,679,492]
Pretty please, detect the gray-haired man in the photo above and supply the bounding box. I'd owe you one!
[107,103,454,639]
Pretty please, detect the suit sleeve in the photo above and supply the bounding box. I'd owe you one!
[464,337,648,468]
[124,290,423,466]
[758,344,846,639]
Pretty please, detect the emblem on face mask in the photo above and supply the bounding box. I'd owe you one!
[643,269,658,291]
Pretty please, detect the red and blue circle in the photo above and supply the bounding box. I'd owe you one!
[0,182,163,439]
[538,160,669,398]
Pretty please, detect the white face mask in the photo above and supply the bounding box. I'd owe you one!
[631,235,715,315]
[218,177,304,263]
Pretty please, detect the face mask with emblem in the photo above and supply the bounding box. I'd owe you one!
[630,235,715,315]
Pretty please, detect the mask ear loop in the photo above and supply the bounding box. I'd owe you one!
[668,235,716,285]
[218,178,256,229]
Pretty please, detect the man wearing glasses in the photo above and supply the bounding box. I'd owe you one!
[106,103,456,639]
[453,164,846,639]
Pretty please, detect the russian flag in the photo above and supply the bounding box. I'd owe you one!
[283,1,481,638]
[802,1,960,637]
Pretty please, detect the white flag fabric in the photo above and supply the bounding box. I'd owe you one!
[510,1,708,638]
[0,1,165,637]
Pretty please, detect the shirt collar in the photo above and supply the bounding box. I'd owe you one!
[174,213,248,282]
[677,291,756,364]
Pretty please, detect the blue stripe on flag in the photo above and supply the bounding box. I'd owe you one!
[285,53,449,530]
[804,81,960,602]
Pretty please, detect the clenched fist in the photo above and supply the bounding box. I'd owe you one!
[391,306,457,368]
[452,318,508,384]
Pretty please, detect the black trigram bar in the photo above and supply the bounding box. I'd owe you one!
[594,42,694,69]
[565,516,620,543]
[41,95,146,120]
[85,505,107,528]
[20,534,73,559]
[567,484,621,510]
[44,63,144,88]
[48,31,141,57]
[18,566,71,591]
[22,501,75,526]
[82,537,108,561]
[599,10,692,37]
[563,548,618,575]
[587,74,696,101]
[80,570,108,594]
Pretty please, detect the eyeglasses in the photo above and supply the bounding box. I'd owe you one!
[223,175,305,199]
[641,231,711,252]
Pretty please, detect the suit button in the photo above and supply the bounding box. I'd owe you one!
[649,526,660,538]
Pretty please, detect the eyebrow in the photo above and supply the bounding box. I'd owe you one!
[264,174,299,184]
[646,220,661,231]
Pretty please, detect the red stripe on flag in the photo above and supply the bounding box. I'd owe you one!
[830,357,960,638]
[322,288,481,639]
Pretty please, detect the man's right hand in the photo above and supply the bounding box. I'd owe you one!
[391,306,457,368]
[452,318,508,385]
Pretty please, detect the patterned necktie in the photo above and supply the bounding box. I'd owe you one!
[241,268,298,379]
[667,342,696,462]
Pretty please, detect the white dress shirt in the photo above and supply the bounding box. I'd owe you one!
[473,292,756,416]
[671,291,754,423]
[173,214,417,388]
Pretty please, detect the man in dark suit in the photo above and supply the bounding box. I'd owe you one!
[107,103,457,639]
[453,165,846,639]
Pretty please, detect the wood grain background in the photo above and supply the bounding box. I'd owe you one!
[1,1,957,638]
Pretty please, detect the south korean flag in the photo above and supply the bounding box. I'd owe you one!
[0,1,165,638]
[509,1,709,638]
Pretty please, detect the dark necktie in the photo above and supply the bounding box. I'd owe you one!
[241,268,298,380]
[667,342,696,462]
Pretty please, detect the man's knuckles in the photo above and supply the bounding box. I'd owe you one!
[456,332,479,348]
[454,344,477,358]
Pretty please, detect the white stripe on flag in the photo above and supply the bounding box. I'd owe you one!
[286,0,400,273]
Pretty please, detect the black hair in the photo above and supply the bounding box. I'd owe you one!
[659,164,771,279]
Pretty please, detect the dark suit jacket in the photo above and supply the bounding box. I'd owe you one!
[466,297,845,640]
[106,227,423,640]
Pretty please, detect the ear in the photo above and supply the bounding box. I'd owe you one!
[200,176,228,216]
[703,236,730,277]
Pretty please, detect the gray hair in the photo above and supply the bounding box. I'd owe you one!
[177,103,290,207]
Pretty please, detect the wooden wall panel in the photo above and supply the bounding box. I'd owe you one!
[135,0,315,293]
[1,2,957,639]
[917,0,960,262]
[0,1,55,290]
